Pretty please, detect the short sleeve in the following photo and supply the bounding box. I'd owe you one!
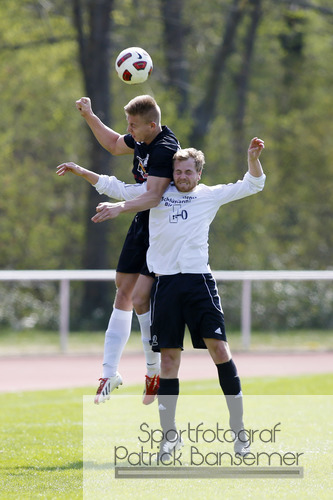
[124,134,135,149]
[146,145,175,179]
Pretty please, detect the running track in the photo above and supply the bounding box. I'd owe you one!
[0,351,332,393]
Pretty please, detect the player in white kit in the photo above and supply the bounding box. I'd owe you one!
[57,137,265,460]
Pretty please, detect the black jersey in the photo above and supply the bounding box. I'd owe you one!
[124,126,180,184]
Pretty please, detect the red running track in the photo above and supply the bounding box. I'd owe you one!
[0,350,332,393]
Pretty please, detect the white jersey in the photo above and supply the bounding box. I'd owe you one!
[94,171,266,275]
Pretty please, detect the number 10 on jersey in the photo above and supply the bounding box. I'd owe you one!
[169,204,188,223]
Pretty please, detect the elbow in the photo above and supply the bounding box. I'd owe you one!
[105,144,117,155]
[102,139,119,155]
[149,193,163,208]
[144,189,163,208]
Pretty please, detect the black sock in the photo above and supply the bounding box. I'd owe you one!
[216,359,244,434]
[158,378,179,442]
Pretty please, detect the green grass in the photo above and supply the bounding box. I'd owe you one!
[0,389,83,499]
[84,391,332,499]
[0,374,332,499]
[181,374,333,396]
[0,328,332,355]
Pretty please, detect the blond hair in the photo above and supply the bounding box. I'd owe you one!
[124,95,161,125]
[173,148,205,173]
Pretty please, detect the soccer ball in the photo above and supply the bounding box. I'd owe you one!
[115,47,153,85]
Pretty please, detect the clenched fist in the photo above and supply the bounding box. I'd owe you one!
[76,97,92,117]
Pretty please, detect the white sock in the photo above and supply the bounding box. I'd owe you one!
[102,308,133,378]
[136,311,160,377]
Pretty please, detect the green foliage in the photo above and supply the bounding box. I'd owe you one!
[0,0,333,329]
[0,0,85,271]
[216,279,333,332]
[0,282,59,330]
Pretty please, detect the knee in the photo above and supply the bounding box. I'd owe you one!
[114,285,133,310]
[116,286,132,302]
[207,340,231,364]
[215,342,231,364]
[160,352,179,378]
[132,289,150,314]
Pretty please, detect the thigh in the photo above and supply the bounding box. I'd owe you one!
[150,276,186,352]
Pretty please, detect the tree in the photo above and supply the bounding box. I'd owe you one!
[231,0,263,174]
[72,0,116,325]
[189,0,247,149]
[1,0,333,330]
[159,0,189,115]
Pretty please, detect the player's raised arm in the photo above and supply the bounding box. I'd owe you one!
[56,161,99,185]
[248,137,264,177]
[75,97,132,156]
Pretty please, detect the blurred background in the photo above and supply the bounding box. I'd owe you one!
[0,0,332,349]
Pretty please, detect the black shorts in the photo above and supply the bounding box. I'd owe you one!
[150,273,227,352]
[116,210,154,276]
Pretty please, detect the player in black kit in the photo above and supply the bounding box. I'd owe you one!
[75,95,180,404]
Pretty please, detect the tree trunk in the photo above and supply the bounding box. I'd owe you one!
[159,0,189,115]
[232,0,262,175]
[73,0,115,327]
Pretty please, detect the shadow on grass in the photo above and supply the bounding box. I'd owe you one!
[3,461,120,473]
[2,461,83,472]
[83,461,115,470]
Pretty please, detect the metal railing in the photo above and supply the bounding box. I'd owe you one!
[1,269,332,352]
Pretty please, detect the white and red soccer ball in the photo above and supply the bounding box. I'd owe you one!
[115,47,153,84]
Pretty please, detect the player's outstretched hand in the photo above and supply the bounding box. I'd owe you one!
[75,97,92,117]
[248,137,264,160]
[56,162,85,177]
[92,202,125,223]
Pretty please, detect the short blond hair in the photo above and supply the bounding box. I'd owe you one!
[173,148,205,173]
[124,95,161,125]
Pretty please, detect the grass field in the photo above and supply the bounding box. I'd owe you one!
[0,375,332,500]
[0,327,332,355]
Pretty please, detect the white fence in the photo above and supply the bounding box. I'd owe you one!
[0,269,332,352]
